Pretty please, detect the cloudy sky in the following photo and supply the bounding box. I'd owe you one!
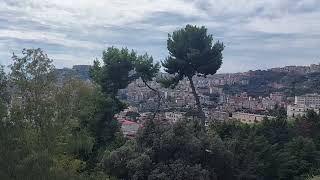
[0,0,320,73]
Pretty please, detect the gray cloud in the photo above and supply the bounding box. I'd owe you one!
[0,0,319,73]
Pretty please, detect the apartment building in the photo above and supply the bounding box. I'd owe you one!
[295,93,320,108]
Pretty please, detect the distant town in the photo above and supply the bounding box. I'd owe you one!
[58,63,320,137]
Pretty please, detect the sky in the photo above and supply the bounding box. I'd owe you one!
[0,0,320,73]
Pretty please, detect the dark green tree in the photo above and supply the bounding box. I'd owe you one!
[161,25,224,128]
[104,120,237,180]
[90,47,161,150]
[257,117,291,145]
[91,47,137,96]
[9,48,56,150]
[0,66,8,119]
[278,136,320,179]
[1,49,97,180]
[135,53,161,120]
[89,47,136,168]
[270,104,287,119]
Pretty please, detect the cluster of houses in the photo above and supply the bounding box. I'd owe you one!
[115,67,320,138]
[116,93,320,138]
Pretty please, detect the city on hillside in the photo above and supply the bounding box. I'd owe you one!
[57,63,320,137]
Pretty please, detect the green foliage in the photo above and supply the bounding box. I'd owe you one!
[257,117,291,145]
[104,120,236,180]
[91,47,137,96]
[161,24,224,128]
[0,49,109,179]
[162,24,224,79]
[279,136,320,179]
[148,160,210,180]
[135,53,160,82]
[0,66,8,119]
[270,104,287,119]
[292,110,320,140]
[209,113,320,180]
[134,53,161,119]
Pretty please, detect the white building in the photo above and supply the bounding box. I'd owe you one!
[165,112,185,123]
[287,93,320,118]
[295,93,320,108]
[287,105,319,118]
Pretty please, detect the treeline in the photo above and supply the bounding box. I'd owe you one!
[0,25,319,180]
[105,111,320,180]
[0,48,119,180]
[0,46,161,180]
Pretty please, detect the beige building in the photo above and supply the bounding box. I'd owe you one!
[232,112,274,124]
[287,105,319,118]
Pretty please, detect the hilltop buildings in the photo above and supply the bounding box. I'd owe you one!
[270,63,320,74]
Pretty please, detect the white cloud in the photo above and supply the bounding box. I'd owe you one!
[245,11,320,35]
[51,53,94,68]
[0,0,204,27]
[0,29,104,49]
[0,0,320,72]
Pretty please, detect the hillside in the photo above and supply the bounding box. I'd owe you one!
[223,67,320,97]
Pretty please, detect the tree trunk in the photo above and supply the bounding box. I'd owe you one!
[187,76,205,128]
[142,79,161,121]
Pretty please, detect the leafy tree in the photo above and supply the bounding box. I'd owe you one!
[270,104,287,119]
[91,47,136,96]
[90,47,161,149]
[278,137,320,179]
[135,53,161,120]
[0,49,110,180]
[210,121,272,179]
[104,120,236,180]
[161,25,224,128]
[148,160,210,180]
[89,47,137,167]
[292,110,320,138]
[9,48,57,150]
[0,66,8,119]
[257,117,291,145]
[0,49,59,179]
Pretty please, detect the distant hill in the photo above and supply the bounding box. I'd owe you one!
[222,64,320,97]
[54,65,91,83]
[57,63,320,97]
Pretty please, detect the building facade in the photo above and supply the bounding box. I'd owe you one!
[287,105,320,118]
[295,94,320,108]
[232,112,274,124]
